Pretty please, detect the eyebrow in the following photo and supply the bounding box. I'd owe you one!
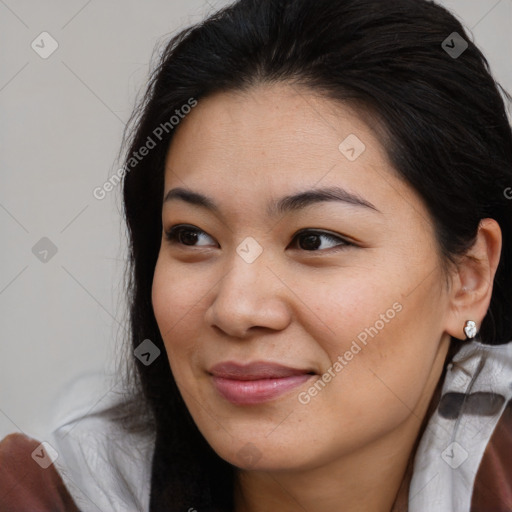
[163,186,379,217]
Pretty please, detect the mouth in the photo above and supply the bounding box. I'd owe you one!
[209,361,316,405]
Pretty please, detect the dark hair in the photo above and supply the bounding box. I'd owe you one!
[113,0,512,509]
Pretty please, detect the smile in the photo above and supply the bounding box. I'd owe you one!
[209,361,316,405]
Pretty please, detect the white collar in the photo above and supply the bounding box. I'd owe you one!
[409,339,512,512]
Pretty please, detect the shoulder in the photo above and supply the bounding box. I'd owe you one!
[0,374,157,512]
[409,340,512,512]
[471,398,512,511]
[47,387,156,511]
[0,432,80,511]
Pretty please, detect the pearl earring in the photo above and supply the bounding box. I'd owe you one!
[464,320,477,339]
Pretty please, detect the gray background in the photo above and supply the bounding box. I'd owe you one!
[1,0,511,440]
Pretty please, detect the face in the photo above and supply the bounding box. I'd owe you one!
[151,82,452,472]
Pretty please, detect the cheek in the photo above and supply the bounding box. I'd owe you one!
[303,264,445,408]
[304,272,402,354]
[152,259,176,335]
[151,257,204,358]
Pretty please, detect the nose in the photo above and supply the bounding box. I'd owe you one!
[204,250,292,338]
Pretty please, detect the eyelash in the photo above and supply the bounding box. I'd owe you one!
[164,224,354,253]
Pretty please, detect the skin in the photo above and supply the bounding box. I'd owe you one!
[151,82,502,512]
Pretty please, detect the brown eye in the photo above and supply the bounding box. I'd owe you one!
[291,230,351,252]
[164,225,216,247]
[178,229,199,246]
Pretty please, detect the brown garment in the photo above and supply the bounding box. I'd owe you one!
[470,399,512,512]
[0,433,80,512]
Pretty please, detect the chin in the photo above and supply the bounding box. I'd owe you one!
[202,432,317,472]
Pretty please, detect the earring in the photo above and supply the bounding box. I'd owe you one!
[464,320,477,339]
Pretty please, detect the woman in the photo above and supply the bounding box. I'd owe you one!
[1,0,511,510]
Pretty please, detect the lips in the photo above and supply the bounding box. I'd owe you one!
[209,361,315,405]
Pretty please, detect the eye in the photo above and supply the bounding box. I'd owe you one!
[289,229,352,252]
[164,225,353,252]
[164,225,217,247]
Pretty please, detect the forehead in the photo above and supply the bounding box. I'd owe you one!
[162,82,421,221]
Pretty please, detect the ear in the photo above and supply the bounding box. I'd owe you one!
[444,218,502,341]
